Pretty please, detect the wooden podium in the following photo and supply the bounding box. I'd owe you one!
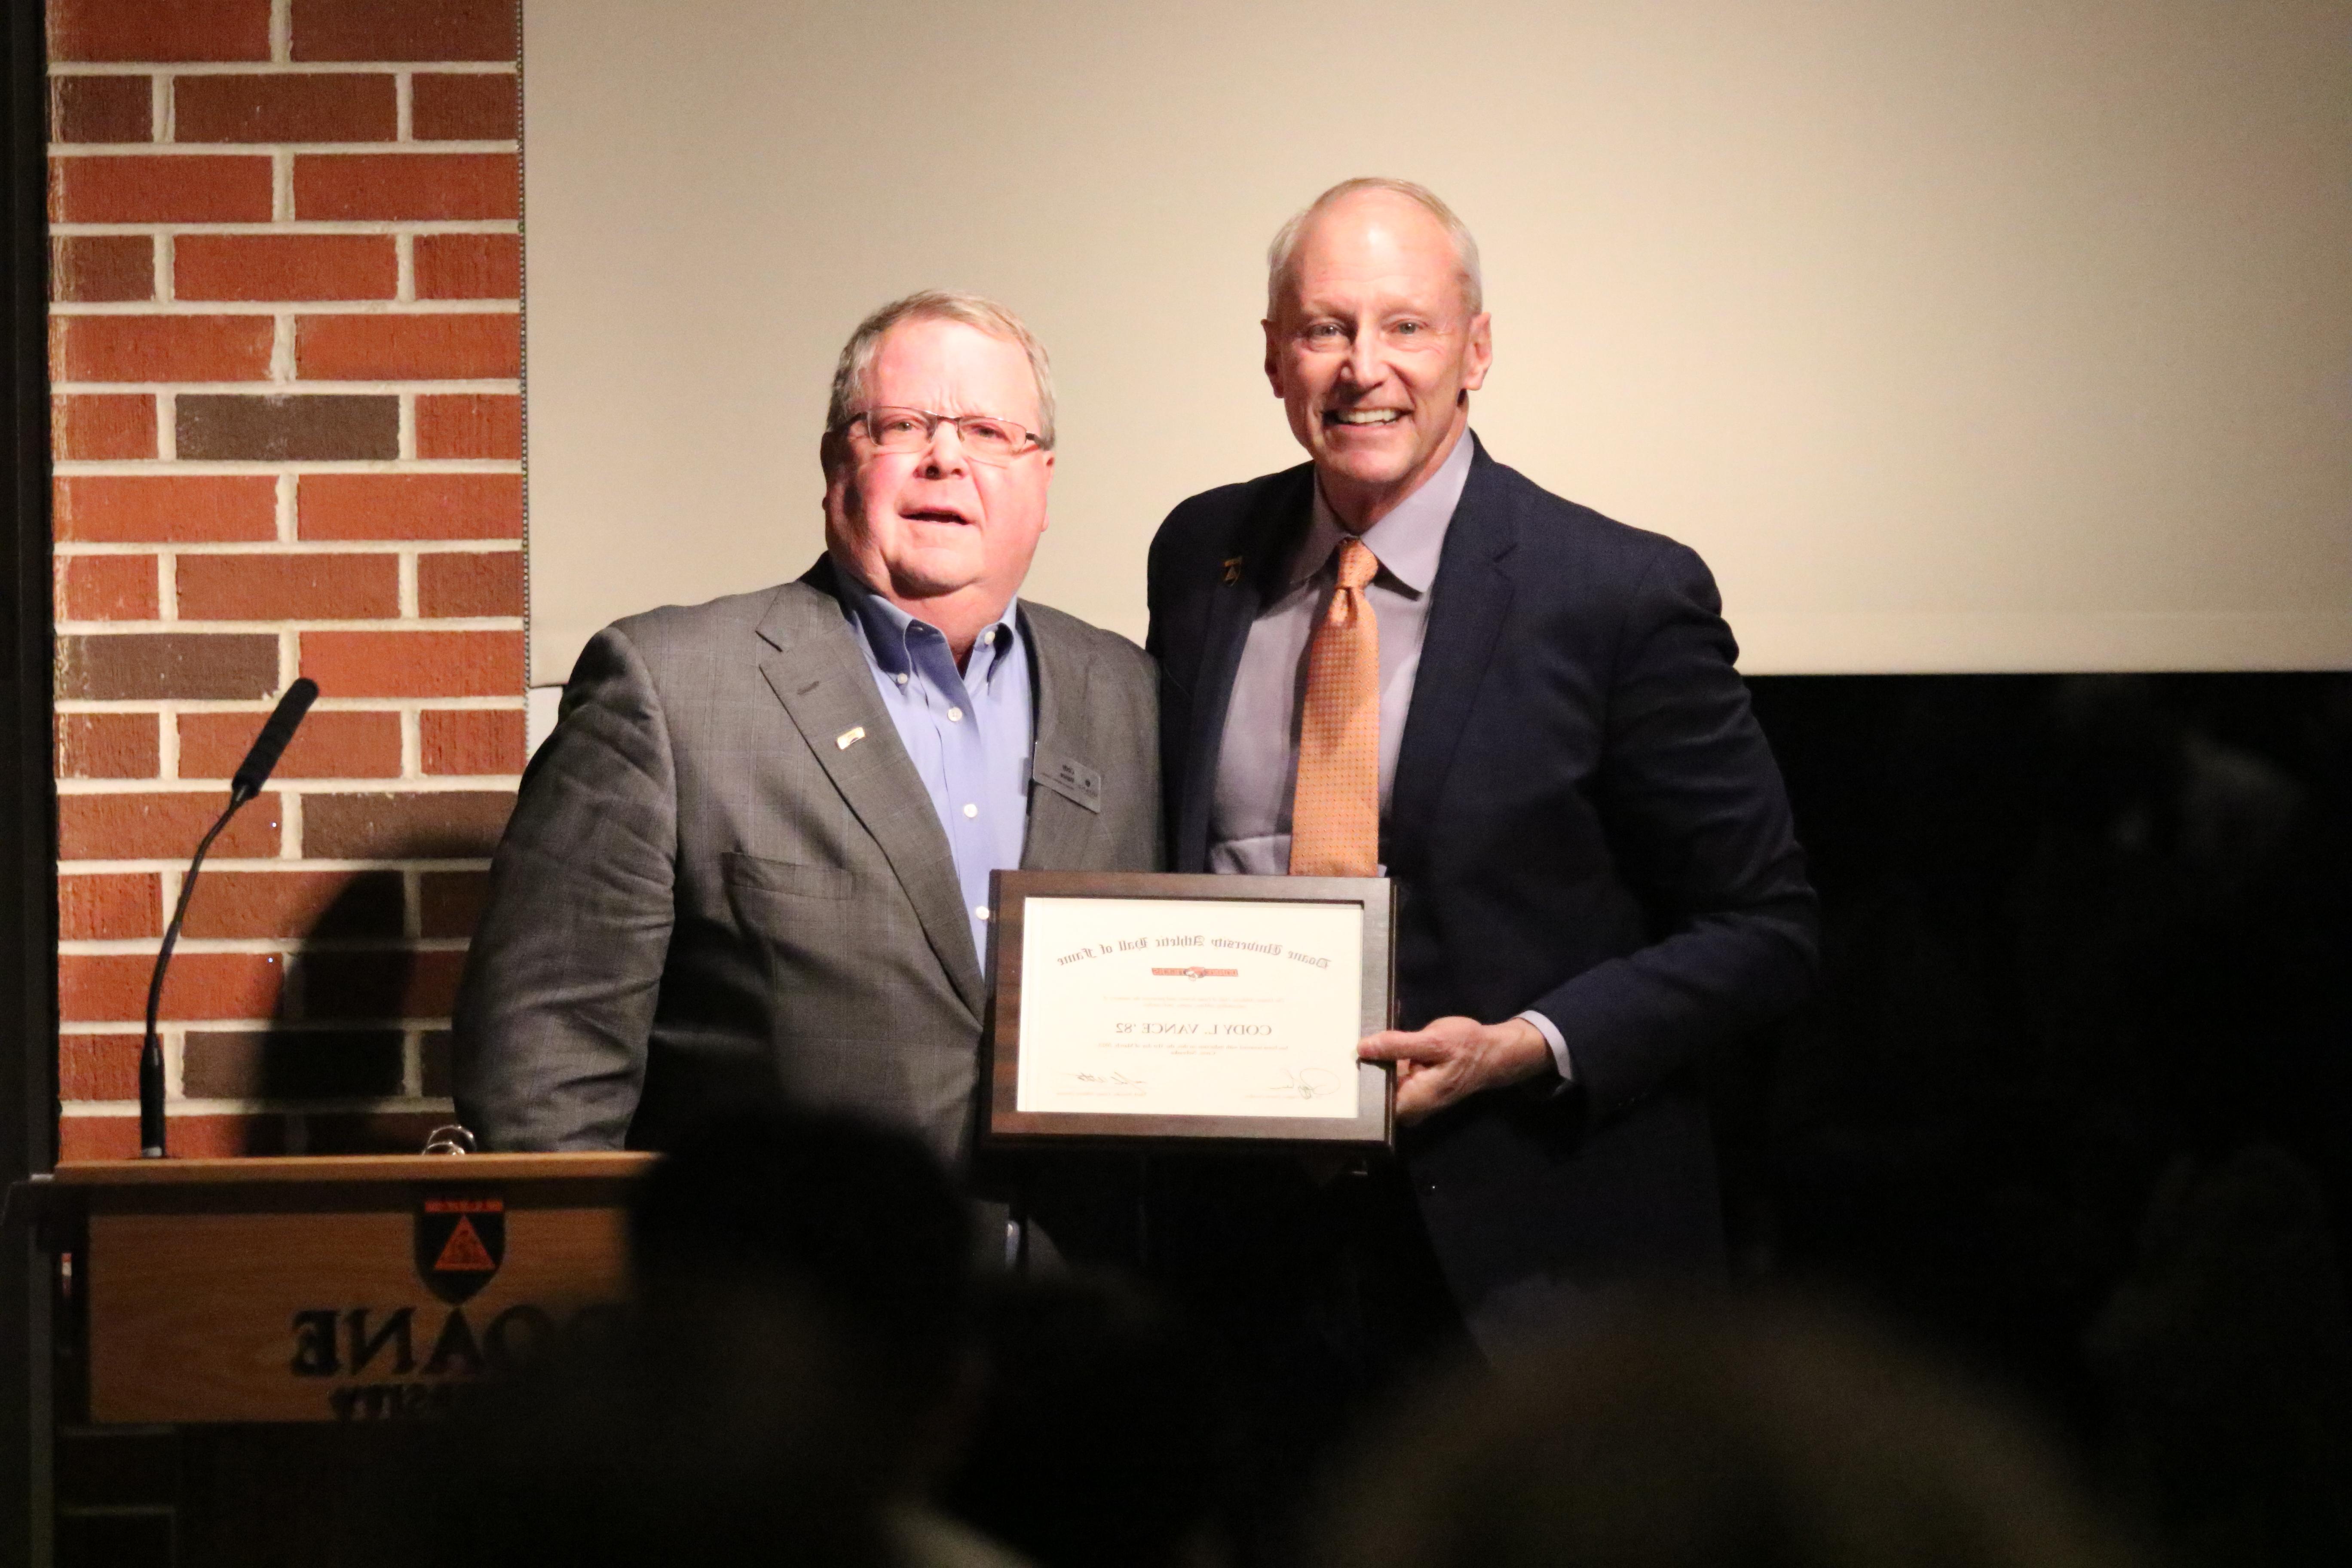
[43,1154,652,1424]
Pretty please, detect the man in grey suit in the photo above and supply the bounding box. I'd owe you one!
[453,291,1160,1172]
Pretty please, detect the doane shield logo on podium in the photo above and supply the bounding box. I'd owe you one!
[414,1193,505,1303]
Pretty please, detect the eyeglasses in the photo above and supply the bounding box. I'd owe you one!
[844,406,1043,464]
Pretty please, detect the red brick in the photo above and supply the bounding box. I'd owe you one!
[421,708,523,776]
[56,713,160,779]
[52,394,156,459]
[58,1116,135,1160]
[416,393,518,459]
[50,314,273,383]
[52,235,154,303]
[61,950,285,1023]
[413,233,517,300]
[59,1035,141,1102]
[54,476,278,543]
[182,869,404,940]
[298,473,520,541]
[295,312,517,380]
[49,74,153,143]
[293,153,515,220]
[56,554,159,621]
[61,1115,293,1161]
[50,0,272,61]
[57,790,282,861]
[59,873,161,941]
[412,72,516,140]
[174,235,397,302]
[302,790,512,858]
[179,709,402,780]
[301,949,465,1020]
[175,552,399,621]
[174,1115,298,1154]
[305,1112,449,1155]
[301,630,522,698]
[417,869,488,936]
[49,155,273,223]
[417,551,521,618]
[292,0,517,62]
[175,73,396,143]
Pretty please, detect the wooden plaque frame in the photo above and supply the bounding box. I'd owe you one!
[983,870,1395,1148]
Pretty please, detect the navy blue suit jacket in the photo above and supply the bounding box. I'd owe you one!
[1145,436,1819,1331]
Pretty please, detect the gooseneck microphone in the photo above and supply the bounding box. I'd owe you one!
[141,679,318,1158]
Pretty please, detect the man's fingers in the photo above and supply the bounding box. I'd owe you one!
[1357,1028,1452,1064]
[1393,1066,1454,1122]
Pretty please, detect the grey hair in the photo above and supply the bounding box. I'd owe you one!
[824,290,1057,469]
[1265,178,1484,318]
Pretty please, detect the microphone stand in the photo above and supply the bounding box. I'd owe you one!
[138,780,262,1158]
[141,678,318,1158]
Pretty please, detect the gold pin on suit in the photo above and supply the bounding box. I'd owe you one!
[1222,556,1244,585]
[836,726,865,750]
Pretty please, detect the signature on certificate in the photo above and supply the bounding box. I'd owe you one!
[1248,1066,1341,1100]
[1065,1070,1148,1092]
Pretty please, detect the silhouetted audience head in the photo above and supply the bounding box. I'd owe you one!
[1312,1292,2141,1568]
[941,1272,1236,1568]
[631,1102,977,1415]
[425,1104,978,1568]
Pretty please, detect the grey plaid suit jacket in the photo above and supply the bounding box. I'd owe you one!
[451,558,1161,1163]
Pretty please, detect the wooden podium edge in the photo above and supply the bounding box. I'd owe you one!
[49,1153,657,1187]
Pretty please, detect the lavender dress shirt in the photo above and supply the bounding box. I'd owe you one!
[1204,433,1572,1079]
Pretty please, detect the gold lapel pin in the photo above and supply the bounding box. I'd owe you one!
[835,725,866,750]
[1222,556,1244,585]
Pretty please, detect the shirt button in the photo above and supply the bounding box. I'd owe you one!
[947,706,964,722]
[894,673,908,685]
[962,803,978,818]
[974,905,990,921]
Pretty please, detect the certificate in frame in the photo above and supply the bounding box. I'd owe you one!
[983,870,1395,1148]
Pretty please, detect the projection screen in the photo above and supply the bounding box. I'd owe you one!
[521,0,2350,689]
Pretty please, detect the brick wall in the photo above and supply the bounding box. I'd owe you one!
[46,0,522,1160]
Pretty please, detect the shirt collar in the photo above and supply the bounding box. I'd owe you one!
[835,564,1021,682]
[1293,428,1476,595]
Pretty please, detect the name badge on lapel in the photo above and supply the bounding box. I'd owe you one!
[1032,753,1102,813]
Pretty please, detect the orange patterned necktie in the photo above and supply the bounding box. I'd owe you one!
[1289,537,1381,877]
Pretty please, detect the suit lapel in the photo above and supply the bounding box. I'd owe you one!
[1176,466,1314,872]
[1387,438,1516,879]
[1021,609,1105,870]
[756,564,986,1019]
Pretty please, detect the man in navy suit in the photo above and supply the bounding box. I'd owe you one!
[1145,179,1819,1363]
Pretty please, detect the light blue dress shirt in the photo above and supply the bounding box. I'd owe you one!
[836,569,1034,965]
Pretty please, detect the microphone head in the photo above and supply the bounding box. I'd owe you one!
[230,678,321,802]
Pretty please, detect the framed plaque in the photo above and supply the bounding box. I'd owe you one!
[983,870,1395,1148]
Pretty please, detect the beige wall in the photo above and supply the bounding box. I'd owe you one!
[521,0,2351,684]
